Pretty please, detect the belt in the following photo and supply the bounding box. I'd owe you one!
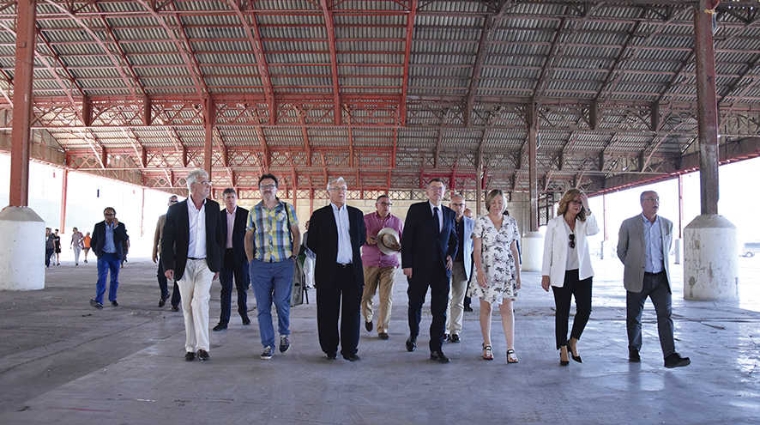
[336,263,353,269]
[188,257,206,260]
[644,271,664,276]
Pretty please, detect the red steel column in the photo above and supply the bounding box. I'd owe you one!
[9,0,37,207]
[528,103,538,232]
[694,0,720,215]
[204,98,215,182]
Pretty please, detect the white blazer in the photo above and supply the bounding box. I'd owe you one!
[541,213,600,288]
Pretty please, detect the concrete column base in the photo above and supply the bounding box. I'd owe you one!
[0,206,46,290]
[521,231,544,272]
[683,214,739,301]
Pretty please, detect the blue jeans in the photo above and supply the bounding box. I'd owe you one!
[95,252,121,303]
[250,258,294,348]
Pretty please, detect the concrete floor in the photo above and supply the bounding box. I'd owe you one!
[1,256,759,425]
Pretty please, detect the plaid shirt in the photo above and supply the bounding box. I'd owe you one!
[246,200,298,262]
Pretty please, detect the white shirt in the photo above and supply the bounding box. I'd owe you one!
[226,206,236,249]
[187,196,207,259]
[331,203,353,264]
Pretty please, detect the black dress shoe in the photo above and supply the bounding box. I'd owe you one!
[212,323,227,331]
[629,348,641,363]
[89,299,103,309]
[664,352,690,368]
[184,352,196,361]
[242,316,251,325]
[365,321,373,332]
[158,298,166,308]
[197,349,210,361]
[343,354,361,362]
[405,337,417,352]
[111,300,119,307]
[430,351,450,363]
[378,332,389,340]
[449,334,461,343]
[464,306,473,312]
[326,353,337,360]
[171,305,180,312]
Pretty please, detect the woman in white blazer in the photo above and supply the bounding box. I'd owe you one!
[541,189,599,366]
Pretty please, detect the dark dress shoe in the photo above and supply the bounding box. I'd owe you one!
[365,321,373,332]
[343,354,361,362]
[430,351,450,363]
[378,332,389,340]
[158,299,166,307]
[242,316,251,325]
[326,352,337,360]
[212,323,227,331]
[405,337,417,352]
[111,300,119,307]
[89,299,103,309]
[449,334,461,343]
[629,348,641,363]
[664,353,690,368]
[464,306,474,312]
[171,305,180,312]
[184,352,196,361]
[197,349,210,361]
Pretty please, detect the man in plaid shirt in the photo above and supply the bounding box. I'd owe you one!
[245,174,301,360]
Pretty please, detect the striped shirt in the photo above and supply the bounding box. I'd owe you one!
[247,200,298,262]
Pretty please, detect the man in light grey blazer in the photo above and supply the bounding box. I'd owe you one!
[617,190,690,368]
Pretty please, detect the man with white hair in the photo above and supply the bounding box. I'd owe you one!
[161,169,224,362]
[307,177,367,361]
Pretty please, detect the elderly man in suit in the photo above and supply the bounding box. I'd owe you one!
[401,178,458,363]
[161,169,224,362]
[444,193,474,343]
[213,188,251,331]
[89,207,129,309]
[153,194,181,310]
[307,177,367,361]
[617,190,690,368]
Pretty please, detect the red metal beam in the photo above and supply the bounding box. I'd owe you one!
[320,0,342,125]
[399,0,417,126]
[232,0,277,124]
[9,0,36,207]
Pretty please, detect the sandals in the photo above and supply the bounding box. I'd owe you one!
[482,343,494,360]
[507,349,519,364]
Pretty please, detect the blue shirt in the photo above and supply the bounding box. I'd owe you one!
[104,222,117,253]
[642,214,664,273]
[331,203,353,265]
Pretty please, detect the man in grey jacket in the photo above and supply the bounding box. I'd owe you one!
[617,190,690,368]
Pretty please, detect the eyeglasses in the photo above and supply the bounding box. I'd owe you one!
[451,202,465,207]
[105,213,115,217]
[569,233,576,249]
[379,202,393,206]
[195,180,212,186]
[259,184,277,189]
[643,197,659,202]
[570,200,582,205]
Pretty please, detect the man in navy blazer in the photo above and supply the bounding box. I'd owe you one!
[161,169,224,362]
[401,178,458,363]
[88,207,128,309]
[307,177,367,361]
[213,188,251,331]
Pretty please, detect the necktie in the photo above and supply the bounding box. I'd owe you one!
[433,207,440,234]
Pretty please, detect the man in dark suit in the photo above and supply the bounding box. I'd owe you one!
[307,177,367,361]
[213,188,251,331]
[89,207,129,309]
[161,169,224,362]
[152,195,181,310]
[401,178,458,363]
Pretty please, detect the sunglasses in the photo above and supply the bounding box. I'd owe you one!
[569,233,576,249]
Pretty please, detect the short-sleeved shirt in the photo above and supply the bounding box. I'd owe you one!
[247,201,298,262]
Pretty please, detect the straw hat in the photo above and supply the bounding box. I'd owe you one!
[376,227,401,255]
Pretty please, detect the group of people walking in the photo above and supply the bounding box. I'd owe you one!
[82,168,689,370]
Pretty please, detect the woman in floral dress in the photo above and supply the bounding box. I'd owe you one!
[469,189,521,364]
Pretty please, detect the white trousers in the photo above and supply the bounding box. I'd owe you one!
[177,259,214,352]
[446,261,468,335]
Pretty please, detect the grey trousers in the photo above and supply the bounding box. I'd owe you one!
[626,272,676,358]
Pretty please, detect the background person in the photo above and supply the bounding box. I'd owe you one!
[540,189,598,366]
[469,189,521,363]
[214,188,251,331]
[82,232,91,263]
[153,195,181,309]
[70,227,84,266]
[444,193,473,343]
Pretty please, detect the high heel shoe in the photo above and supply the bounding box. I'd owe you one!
[559,345,569,366]
[568,338,582,363]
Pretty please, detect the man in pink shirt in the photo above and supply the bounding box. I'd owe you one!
[361,195,403,340]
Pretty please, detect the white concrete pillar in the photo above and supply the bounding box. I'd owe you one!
[0,206,45,290]
[521,231,543,272]
[674,238,681,265]
[683,215,738,301]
